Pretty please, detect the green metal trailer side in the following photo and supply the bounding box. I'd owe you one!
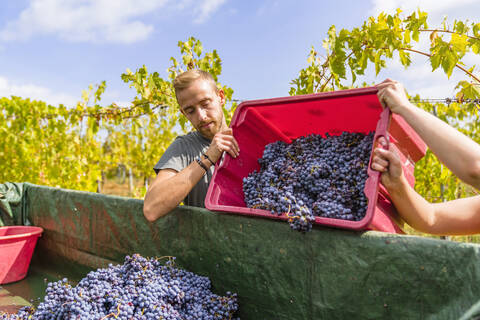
[1,182,480,319]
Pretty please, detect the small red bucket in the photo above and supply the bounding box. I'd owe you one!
[0,226,43,284]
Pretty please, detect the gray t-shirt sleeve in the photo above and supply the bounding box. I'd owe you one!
[153,137,188,174]
[151,131,212,208]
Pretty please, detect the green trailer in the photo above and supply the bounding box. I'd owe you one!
[1,182,480,319]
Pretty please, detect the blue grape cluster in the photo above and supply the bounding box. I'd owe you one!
[0,254,239,320]
[243,132,374,232]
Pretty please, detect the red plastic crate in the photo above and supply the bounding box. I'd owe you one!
[205,87,426,233]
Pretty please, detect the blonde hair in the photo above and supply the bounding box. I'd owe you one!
[173,69,218,97]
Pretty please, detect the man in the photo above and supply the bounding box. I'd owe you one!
[143,70,240,222]
[371,79,480,235]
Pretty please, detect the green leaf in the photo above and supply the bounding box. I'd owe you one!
[330,53,347,79]
[399,50,411,67]
[374,50,383,75]
[430,54,442,71]
[359,50,368,70]
[194,43,203,57]
[81,90,90,105]
[418,10,428,27]
[454,20,466,34]
[441,54,455,78]
[404,29,411,43]
[412,29,420,42]
[456,80,480,99]
[473,23,480,37]
[170,57,178,68]
[327,25,337,41]
[450,33,468,54]
[469,39,480,54]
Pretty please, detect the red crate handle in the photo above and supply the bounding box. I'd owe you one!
[368,107,391,177]
[363,107,391,227]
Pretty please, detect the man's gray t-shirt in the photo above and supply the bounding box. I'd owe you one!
[154,131,213,208]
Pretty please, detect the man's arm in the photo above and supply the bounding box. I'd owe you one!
[143,164,208,222]
[376,79,480,189]
[143,128,239,222]
[372,138,480,235]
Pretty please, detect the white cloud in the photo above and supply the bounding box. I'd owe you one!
[256,0,279,17]
[0,76,78,106]
[193,0,227,24]
[0,0,228,44]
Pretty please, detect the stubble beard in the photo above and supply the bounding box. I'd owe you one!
[198,113,225,141]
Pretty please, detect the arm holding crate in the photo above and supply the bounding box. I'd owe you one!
[371,79,480,235]
[372,136,480,235]
[376,79,480,189]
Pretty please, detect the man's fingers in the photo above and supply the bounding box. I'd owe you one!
[373,147,388,157]
[218,140,239,158]
[371,162,387,172]
[372,155,389,169]
[371,151,389,172]
[375,83,393,90]
[377,136,388,148]
[377,90,388,108]
[375,148,403,172]
[375,83,390,90]
[224,129,240,154]
[221,143,238,158]
[381,148,400,165]
[216,134,240,156]
[211,129,240,158]
[222,128,233,135]
[372,148,394,171]
[375,78,396,87]
[232,137,240,154]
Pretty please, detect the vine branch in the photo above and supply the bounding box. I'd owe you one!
[417,28,480,41]
[365,46,480,83]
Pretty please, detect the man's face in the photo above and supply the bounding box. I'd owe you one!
[177,79,226,140]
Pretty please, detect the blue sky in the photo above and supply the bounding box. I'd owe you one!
[0,0,479,108]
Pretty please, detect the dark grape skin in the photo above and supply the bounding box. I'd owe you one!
[243,132,374,232]
[0,254,239,320]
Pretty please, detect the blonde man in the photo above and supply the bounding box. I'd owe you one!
[143,70,240,222]
[372,79,480,235]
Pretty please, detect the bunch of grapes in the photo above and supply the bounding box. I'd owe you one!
[0,254,239,320]
[243,132,374,232]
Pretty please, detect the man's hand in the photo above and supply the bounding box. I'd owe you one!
[375,79,413,115]
[371,137,406,191]
[205,128,240,163]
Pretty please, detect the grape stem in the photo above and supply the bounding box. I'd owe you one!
[100,304,121,319]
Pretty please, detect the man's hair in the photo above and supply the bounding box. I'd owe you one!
[173,69,218,96]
